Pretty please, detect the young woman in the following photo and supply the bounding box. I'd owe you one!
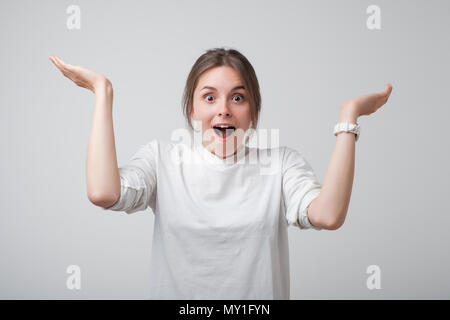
[49,48,392,299]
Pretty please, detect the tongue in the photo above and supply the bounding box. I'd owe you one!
[221,128,235,138]
[214,128,234,138]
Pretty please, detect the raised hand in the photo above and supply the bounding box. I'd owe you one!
[49,55,111,93]
[341,83,393,118]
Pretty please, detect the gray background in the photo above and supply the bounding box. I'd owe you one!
[1,0,449,299]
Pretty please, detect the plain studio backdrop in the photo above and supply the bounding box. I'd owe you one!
[0,0,449,299]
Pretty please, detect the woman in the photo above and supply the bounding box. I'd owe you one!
[49,48,392,299]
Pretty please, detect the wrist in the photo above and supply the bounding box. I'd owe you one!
[94,78,113,96]
[339,104,359,123]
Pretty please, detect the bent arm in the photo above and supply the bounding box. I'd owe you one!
[86,81,121,207]
[307,106,357,230]
[48,56,121,208]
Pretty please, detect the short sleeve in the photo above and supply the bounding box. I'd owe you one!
[102,140,158,214]
[281,146,322,230]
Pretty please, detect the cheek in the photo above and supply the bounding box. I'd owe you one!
[237,105,252,122]
[192,102,208,119]
[193,107,215,127]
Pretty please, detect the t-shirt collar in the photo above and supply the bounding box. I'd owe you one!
[195,139,248,166]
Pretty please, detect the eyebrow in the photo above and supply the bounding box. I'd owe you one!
[200,85,245,91]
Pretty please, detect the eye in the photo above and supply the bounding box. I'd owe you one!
[204,94,214,102]
[233,94,244,102]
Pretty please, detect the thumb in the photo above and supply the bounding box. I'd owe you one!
[384,83,393,96]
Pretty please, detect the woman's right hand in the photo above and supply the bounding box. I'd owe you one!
[49,55,111,93]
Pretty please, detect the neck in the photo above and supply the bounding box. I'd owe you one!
[202,141,244,159]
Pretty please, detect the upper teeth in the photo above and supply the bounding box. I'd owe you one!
[215,125,233,128]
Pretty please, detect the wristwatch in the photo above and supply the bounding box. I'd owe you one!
[334,122,360,141]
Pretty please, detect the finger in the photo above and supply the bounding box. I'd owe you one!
[49,55,59,67]
[50,56,65,71]
[50,56,64,70]
[54,56,74,71]
[384,83,393,96]
[53,61,72,78]
[53,55,66,65]
[56,61,74,78]
[382,85,393,104]
[51,58,67,74]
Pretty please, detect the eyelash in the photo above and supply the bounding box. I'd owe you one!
[203,94,245,103]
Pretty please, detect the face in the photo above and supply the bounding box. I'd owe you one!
[191,66,252,159]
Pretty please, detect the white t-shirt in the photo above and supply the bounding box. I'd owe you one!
[102,137,322,299]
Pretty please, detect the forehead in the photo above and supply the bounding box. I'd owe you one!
[197,66,244,89]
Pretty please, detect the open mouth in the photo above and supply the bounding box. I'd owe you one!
[213,125,236,139]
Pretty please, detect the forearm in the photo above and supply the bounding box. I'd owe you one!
[308,83,393,229]
[86,82,121,204]
[317,106,358,228]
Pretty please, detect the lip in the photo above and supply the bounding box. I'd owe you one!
[212,122,235,127]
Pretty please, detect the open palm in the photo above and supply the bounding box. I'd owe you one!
[343,84,393,117]
[49,55,110,93]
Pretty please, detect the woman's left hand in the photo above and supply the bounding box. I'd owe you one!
[341,83,393,118]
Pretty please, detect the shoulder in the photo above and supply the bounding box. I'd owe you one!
[129,139,169,162]
[133,139,161,157]
[251,145,293,162]
[139,139,182,153]
[139,138,194,164]
[278,146,311,173]
[243,144,285,175]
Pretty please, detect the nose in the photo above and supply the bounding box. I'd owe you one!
[217,100,231,117]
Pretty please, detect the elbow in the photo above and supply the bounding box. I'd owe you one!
[307,197,345,230]
[326,221,342,230]
[87,191,104,205]
[88,192,119,208]
[324,215,345,230]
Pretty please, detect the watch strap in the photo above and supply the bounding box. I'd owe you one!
[334,122,360,141]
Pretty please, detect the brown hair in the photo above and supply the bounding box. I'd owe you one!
[182,47,261,131]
